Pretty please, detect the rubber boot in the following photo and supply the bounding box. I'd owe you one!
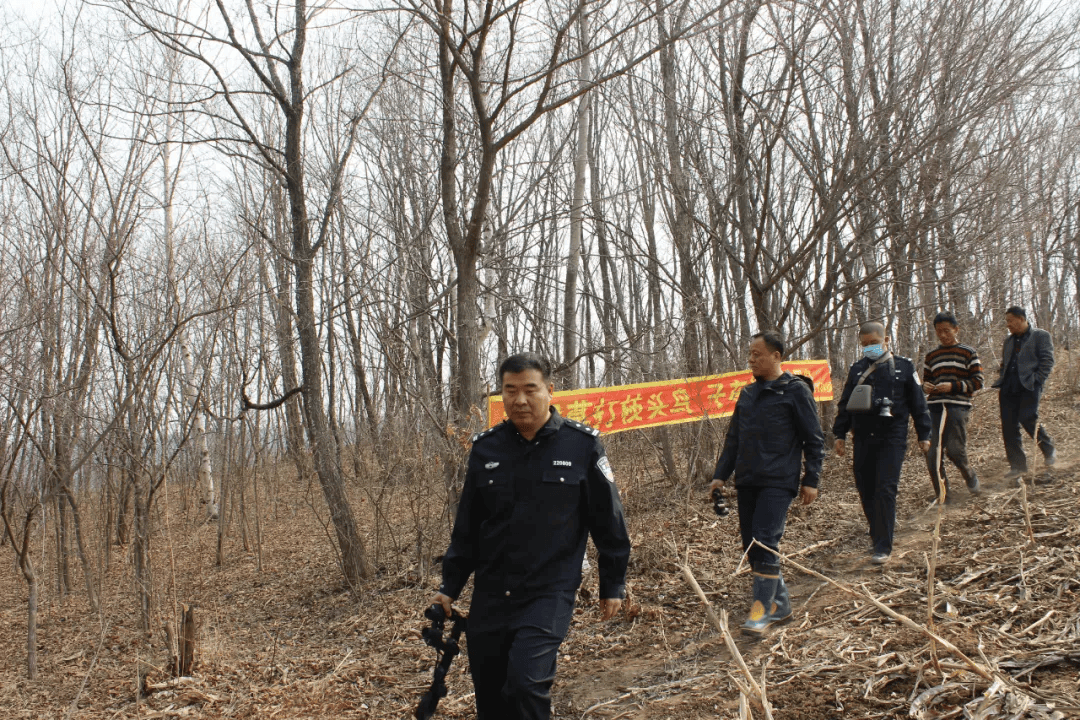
[768,572,792,624]
[742,571,780,636]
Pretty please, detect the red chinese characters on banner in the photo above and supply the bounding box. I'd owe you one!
[486,360,833,435]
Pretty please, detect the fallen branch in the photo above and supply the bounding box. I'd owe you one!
[678,557,774,720]
[927,406,947,670]
[578,673,723,718]
[750,539,994,682]
[1018,478,1036,545]
[733,538,841,575]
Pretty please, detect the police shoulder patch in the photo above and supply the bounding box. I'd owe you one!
[470,424,499,444]
[597,455,615,482]
[565,418,600,437]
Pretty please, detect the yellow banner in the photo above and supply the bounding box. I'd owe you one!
[486,360,833,435]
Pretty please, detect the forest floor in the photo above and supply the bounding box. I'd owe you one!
[1,386,1079,719]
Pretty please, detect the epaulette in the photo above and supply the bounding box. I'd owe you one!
[470,424,500,444]
[564,418,601,437]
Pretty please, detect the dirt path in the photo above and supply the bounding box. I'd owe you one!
[0,393,1077,719]
[548,405,1080,719]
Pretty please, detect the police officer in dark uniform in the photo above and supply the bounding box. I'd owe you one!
[833,322,932,565]
[430,352,630,720]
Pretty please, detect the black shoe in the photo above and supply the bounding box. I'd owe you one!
[966,475,981,494]
[1044,450,1057,467]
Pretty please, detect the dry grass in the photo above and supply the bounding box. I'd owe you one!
[1,386,1078,719]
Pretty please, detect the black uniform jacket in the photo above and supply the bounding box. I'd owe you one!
[440,408,630,601]
[712,372,825,492]
[832,354,932,441]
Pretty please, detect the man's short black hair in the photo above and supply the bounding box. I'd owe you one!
[933,311,958,328]
[1005,305,1027,319]
[751,331,785,357]
[498,353,552,384]
[859,321,886,338]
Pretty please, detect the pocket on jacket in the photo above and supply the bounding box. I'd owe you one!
[478,470,512,513]
[540,469,583,521]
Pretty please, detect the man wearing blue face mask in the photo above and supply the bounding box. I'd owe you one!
[832,322,932,565]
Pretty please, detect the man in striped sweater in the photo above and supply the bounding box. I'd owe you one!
[922,312,983,502]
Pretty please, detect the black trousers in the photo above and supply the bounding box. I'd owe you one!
[999,388,1054,473]
[926,404,976,497]
[852,432,907,555]
[466,590,576,720]
[736,486,796,573]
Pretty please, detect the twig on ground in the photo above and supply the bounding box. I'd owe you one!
[678,559,775,720]
[750,539,994,682]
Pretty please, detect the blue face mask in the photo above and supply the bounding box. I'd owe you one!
[862,344,885,360]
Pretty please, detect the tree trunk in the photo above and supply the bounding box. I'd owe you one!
[26,564,38,680]
[293,243,373,584]
[133,478,151,632]
[56,494,72,596]
[259,222,309,481]
[60,487,99,613]
[272,1,372,585]
[658,6,704,374]
[563,9,593,386]
[2,491,41,680]
[563,89,588,385]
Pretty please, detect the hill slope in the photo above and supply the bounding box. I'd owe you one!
[1,389,1077,719]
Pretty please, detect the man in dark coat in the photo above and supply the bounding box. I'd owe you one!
[709,331,825,636]
[430,353,630,720]
[833,322,931,566]
[990,306,1056,481]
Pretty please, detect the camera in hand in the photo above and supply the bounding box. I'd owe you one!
[711,488,730,517]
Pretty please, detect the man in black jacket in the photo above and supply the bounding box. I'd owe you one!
[709,331,825,636]
[430,353,630,720]
[833,322,931,566]
[990,306,1056,481]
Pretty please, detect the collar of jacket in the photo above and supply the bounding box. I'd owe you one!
[744,371,797,396]
[853,354,888,369]
[537,407,565,436]
[505,406,564,441]
[1010,326,1033,343]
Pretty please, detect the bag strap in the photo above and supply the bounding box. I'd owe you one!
[856,352,894,386]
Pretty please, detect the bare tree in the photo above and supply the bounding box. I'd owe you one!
[110,0,390,583]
